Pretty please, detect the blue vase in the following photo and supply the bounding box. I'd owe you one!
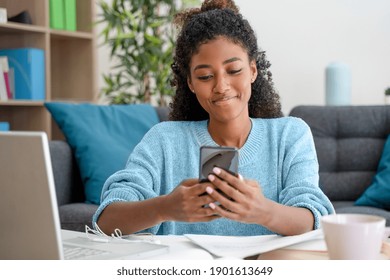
[325,62,351,106]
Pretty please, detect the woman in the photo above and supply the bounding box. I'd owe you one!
[93,0,334,236]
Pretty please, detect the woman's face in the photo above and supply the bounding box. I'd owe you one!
[187,36,257,123]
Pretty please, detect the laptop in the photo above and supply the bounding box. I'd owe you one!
[0,131,169,260]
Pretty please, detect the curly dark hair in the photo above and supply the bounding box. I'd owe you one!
[169,0,282,121]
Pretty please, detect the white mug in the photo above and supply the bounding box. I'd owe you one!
[321,214,389,260]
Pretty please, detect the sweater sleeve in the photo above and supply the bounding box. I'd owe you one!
[92,125,166,234]
[279,118,335,230]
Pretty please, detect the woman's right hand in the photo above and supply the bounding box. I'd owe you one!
[162,179,220,223]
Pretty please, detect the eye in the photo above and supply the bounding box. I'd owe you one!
[228,68,242,75]
[197,75,213,81]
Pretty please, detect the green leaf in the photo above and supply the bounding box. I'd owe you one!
[97,0,199,104]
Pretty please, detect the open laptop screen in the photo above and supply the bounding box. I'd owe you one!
[0,131,63,259]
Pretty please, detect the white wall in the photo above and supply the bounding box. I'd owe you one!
[96,0,390,114]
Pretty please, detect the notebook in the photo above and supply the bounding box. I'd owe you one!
[0,131,169,260]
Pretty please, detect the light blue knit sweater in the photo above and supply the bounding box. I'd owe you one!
[93,117,334,236]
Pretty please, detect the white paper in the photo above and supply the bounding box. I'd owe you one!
[185,229,323,258]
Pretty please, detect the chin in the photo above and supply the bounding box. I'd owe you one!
[212,109,248,123]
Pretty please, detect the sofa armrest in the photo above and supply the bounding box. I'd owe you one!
[155,106,170,121]
[49,140,84,206]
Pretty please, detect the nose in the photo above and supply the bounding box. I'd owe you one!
[213,74,229,94]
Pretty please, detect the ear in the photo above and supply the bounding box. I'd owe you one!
[250,60,258,83]
[187,77,195,93]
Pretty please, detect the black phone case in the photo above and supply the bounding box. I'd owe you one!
[199,146,238,182]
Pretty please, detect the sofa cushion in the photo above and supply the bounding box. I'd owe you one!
[289,105,390,201]
[49,141,84,205]
[355,135,390,210]
[45,102,160,205]
[59,203,99,232]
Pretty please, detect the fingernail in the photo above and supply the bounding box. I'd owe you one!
[238,174,244,181]
[206,186,213,194]
[208,174,215,181]
[213,167,221,174]
[209,202,216,209]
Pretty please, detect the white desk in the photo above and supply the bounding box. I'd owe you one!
[61,230,390,260]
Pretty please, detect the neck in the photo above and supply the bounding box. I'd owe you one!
[208,116,252,148]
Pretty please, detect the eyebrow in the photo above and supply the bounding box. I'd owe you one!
[193,57,242,71]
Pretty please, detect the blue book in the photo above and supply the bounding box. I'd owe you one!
[0,48,45,100]
[0,122,10,131]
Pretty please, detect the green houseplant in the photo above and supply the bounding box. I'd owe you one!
[385,87,390,105]
[98,0,198,106]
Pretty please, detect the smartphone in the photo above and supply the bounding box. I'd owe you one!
[199,146,239,183]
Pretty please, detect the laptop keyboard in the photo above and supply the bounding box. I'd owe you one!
[64,244,109,260]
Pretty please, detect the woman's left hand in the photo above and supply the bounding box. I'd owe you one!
[205,167,271,225]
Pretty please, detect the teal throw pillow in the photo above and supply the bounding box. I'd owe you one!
[355,135,390,210]
[45,102,160,205]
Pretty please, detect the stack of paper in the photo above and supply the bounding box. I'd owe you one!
[185,229,324,259]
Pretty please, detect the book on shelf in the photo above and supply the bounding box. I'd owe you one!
[64,0,77,31]
[8,67,14,99]
[0,8,7,23]
[50,0,65,29]
[0,56,12,99]
[50,0,77,31]
[0,49,45,101]
[0,122,10,131]
[0,62,7,101]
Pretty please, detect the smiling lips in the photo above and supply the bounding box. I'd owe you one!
[212,95,237,104]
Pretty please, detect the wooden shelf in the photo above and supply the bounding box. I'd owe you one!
[0,100,44,106]
[50,29,94,40]
[0,22,47,33]
[0,0,97,139]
